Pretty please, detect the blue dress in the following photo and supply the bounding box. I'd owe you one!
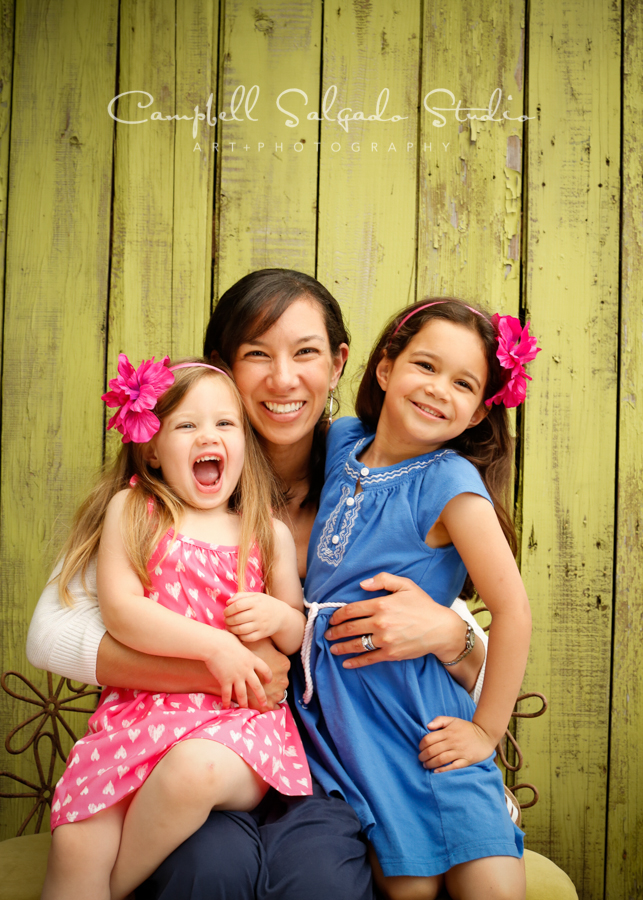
[292,417,524,877]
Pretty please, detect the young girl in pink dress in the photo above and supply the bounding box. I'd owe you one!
[42,357,311,900]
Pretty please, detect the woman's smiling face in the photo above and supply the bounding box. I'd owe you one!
[231,297,348,450]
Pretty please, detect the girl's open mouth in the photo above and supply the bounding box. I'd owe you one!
[193,455,223,489]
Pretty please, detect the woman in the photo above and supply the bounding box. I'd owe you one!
[28,269,486,900]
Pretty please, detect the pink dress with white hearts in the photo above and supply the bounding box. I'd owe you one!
[50,531,312,830]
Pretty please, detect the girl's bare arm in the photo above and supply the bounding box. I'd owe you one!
[419,492,531,771]
[224,519,306,655]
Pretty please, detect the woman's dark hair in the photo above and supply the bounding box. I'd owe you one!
[355,297,517,595]
[204,269,350,508]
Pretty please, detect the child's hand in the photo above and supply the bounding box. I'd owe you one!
[243,639,291,711]
[203,630,272,710]
[418,716,497,772]
[224,592,288,643]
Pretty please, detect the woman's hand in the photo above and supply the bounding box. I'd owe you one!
[243,638,290,710]
[224,592,288,642]
[202,630,272,710]
[418,716,497,772]
[324,573,470,668]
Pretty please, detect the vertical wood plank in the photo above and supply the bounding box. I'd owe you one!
[172,0,219,350]
[215,0,321,297]
[0,0,117,839]
[108,0,178,375]
[518,1,621,895]
[606,1,643,894]
[417,0,526,315]
[0,0,14,379]
[109,0,218,442]
[316,0,421,400]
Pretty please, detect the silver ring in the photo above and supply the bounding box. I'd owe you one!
[278,689,288,704]
[361,633,377,652]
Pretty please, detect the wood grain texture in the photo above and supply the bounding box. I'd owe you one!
[109,0,178,371]
[0,0,14,380]
[172,0,219,355]
[214,0,321,298]
[606,1,643,895]
[518,1,621,896]
[417,0,526,314]
[0,0,117,839]
[316,0,421,404]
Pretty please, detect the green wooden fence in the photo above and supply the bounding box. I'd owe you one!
[0,2,641,898]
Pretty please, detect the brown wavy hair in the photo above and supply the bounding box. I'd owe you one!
[57,359,281,606]
[355,298,517,595]
[204,268,350,509]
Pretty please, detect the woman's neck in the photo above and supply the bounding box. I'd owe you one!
[260,432,317,580]
[260,432,314,501]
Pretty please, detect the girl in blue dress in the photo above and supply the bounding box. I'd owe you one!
[293,298,539,900]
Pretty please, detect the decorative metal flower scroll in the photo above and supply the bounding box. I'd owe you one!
[0,671,100,835]
[498,691,548,812]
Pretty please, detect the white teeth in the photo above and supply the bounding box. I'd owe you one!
[417,402,445,419]
[194,455,221,463]
[264,401,305,414]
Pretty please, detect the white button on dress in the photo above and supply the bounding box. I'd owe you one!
[332,535,340,545]
[360,467,369,476]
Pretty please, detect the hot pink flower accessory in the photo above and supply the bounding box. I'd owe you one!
[102,354,175,443]
[485,314,541,408]
[102,356,231,443]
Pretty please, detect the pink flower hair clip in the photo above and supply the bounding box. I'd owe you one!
[102,355,232,443]
[102,354,175,443]
[485,314,541,408]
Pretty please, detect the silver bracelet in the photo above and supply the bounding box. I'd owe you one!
[441,622,476,667]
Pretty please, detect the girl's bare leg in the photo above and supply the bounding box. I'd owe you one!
[368,844,444,900]
[445,855,526,900]
[110,739,268,900]
[41,798,131,900]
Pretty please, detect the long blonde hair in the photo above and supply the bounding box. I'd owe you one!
[57,359,281,606]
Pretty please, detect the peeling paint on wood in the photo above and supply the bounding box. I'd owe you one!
[215,0,321,295]
[0,0,117,836]
[417,0,526,312]
[316,0,420,402]
[605,1,643,896]
[518,2,621,896]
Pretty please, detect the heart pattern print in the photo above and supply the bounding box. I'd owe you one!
[50,531,311,830]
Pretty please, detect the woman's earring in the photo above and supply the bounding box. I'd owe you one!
[328,389,339,425]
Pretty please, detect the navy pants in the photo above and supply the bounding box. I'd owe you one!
[136,778,374,900]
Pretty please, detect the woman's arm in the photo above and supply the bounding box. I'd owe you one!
[224,519,306,655]
[27,550,290,707]
[27,558,107,685]
[419,492,531,771]
[322,575,487,694]
[96,633,290,709]
[97,491,272,708]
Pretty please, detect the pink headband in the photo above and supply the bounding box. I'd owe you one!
[389,301,541,408]
[102,356,230,443]
[391,301,484,336]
